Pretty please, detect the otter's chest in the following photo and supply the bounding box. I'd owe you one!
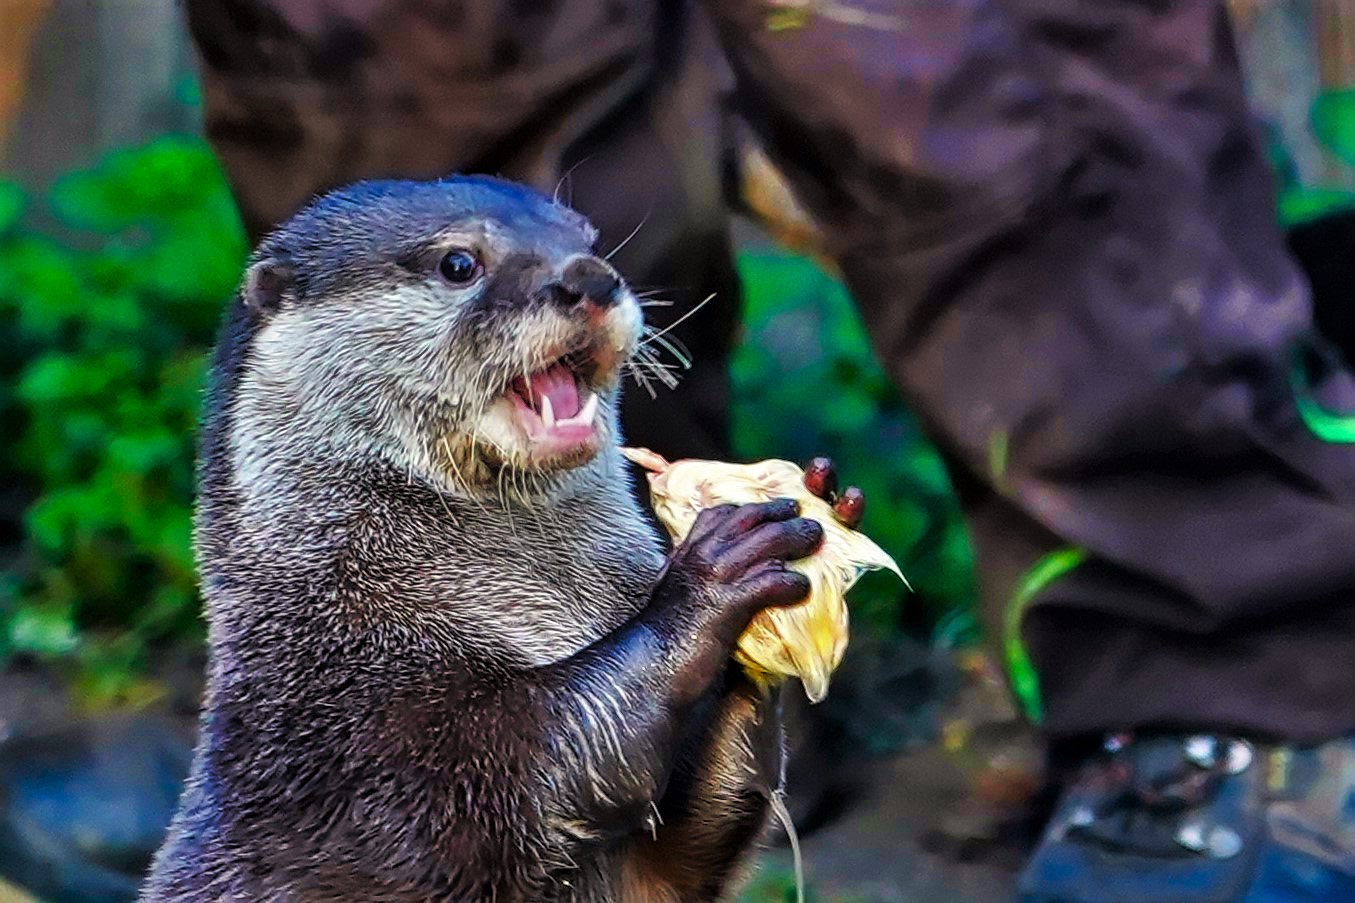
[428,508,666,667]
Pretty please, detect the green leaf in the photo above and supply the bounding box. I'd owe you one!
[16,354,83,405]
[1277,186,1355,227]
[0,183,25,232]
[7,604,80,657]
[17,350,139,406]
[1005,548,1088,724]
[71,637,167,710]
[766,8,809,31]
[0,237,84,338]
[732,247,978,638]
[50,166,132,232]
[26,487,101,553]
[137,217,248,302]
[1312,89,1355,166]
[1264,126,1300,195]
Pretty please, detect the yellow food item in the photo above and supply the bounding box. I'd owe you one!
[621,447,905,703]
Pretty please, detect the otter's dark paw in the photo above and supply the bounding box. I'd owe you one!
[803,457,864,528]
[654,501,821,643]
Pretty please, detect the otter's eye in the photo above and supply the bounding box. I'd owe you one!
[438,249,481,284]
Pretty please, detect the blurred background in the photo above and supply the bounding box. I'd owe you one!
[1,2,1354,901]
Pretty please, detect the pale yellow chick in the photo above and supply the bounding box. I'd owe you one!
[622,447,905,703]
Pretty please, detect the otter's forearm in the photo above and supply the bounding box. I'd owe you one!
[436,610,745,895]
[514,499,818,846]
[633,674,785,896]
[535,612,734,836]
[433,501,818,894]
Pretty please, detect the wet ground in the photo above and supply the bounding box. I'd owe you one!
[749,745,1022,901]
[747,646,1040,901]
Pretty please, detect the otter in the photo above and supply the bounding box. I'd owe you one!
[141,176,838,901]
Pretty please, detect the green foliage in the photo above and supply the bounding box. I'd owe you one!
[1277,185,1355,226]
[1274,89,1355,226]
[0,184,23,232]
[1311,89,1355,168]
[737,863,871,903]
[0,136,247,705]
[738,866,808,902]
[730,251,977,641]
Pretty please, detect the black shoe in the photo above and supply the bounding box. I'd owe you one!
[1019,731,1355,902]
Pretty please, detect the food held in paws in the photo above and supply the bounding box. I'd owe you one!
[622,447,905,702]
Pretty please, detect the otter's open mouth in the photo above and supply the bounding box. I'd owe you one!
[507,359,601,453]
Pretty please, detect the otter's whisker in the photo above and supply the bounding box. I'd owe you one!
[440,437,467,484]
[508,462,522,509]
[625,364,659,400]
[636,338,690,373]
[625,359,657,394]
[637,359,680,390]
[626,351,672,390]
[496,464,518,537]
[469,388,505,480]
[629,350,682,390]
[477,431,511,458]
[640,332,693,370]
[431,470,463,529]
[441,436,494,519]
[514,459,532,510]
[475,358,498,396]
[604,207,651,262]
[553,154,597,205]
[661,331,693,363]
[639,292,714,350]
[631,346,666,376]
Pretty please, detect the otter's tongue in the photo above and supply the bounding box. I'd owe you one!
[520,363,581,421]
[508,361,600,450]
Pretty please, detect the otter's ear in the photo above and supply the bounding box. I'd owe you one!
[243,258,296,313]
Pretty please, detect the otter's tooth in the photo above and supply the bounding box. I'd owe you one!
[578,392,599,424]
[541,394,556,428]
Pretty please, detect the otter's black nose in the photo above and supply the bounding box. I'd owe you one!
[549,257,622,309]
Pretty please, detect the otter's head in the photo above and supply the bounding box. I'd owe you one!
[233,177,645,494]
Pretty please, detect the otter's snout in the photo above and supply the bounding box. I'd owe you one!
[548,256,623,311]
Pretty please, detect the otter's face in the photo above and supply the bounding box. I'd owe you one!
[237,178,645,491]
[460,245,640,474]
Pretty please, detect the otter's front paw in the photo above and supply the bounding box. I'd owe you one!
[652,501,822,647]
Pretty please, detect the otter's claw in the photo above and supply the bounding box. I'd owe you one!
[832,486,865,529]
[802,457,864,529]
[803,457,838,500]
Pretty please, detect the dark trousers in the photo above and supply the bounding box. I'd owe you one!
[187,0,1355,744]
